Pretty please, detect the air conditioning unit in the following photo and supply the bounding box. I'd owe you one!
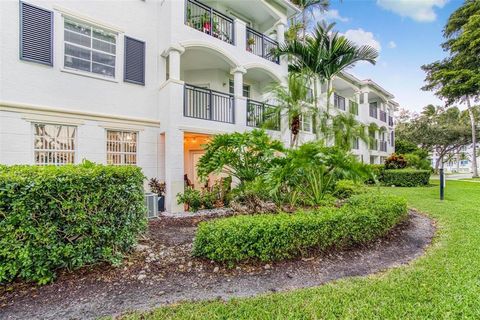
[144,193,158,219]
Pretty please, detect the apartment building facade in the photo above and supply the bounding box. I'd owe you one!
[0,0,397,212]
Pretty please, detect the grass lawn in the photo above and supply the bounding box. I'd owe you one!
[124,181,480,319]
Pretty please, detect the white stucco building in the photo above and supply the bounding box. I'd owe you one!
[0,0,397,212]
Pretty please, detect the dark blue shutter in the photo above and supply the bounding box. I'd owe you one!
[124,36,145,85]
[20,2,53,65]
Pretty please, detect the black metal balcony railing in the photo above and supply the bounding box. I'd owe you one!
[380,110,387,122]
[184,84,235,123]
[246,27,279,64]
[370,139,378,151]
[388,116,394,127]
[246,99,280,130]
[185,0,234,45]
[380,140,388,152]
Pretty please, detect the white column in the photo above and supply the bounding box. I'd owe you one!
[234,19,246,50]
[231,67,247,129]
[231,67,246,98]
[164,128,184,212]
[162,44,185,81]
[276,21,287,69]
[276,21,286,46]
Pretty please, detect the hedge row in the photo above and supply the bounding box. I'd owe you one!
[193,193,408,263]
[382,169,431,187]
[0,163,147,284]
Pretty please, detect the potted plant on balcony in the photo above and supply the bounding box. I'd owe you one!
[148,178,166,212]
[201,13,211,34]
[247,37,255,52]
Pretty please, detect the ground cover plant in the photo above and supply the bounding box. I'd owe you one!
[123,180,480,319]
[0,163,146,284]
[192,193,407,263]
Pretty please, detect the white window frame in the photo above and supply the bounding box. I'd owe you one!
[33,123,77,165]
[300,114,313,133]
[106,130,138,166]
[60,16,120,82]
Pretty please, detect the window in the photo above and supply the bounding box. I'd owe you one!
[300,114,312,133]
[64,19,116,77]
[34,124,76,165]
[391,131,395,147]
[352,137,359,150]
[369,102,378,118]
[229,80,250,98]
[106,130,137,165]
[349,100,358,115]
[334,93,346,110]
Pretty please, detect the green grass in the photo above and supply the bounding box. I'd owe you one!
[124,181,480,319]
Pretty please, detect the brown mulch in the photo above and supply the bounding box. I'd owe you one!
[0,211,435,320]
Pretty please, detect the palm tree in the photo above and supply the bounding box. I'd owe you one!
[331,113,368,151]
[276,22,378,135]
[269,72,316,147]
[290,0,330,41]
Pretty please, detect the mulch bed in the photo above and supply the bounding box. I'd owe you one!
[0,211,435,320]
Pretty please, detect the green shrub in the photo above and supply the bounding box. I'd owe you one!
[192,193,407,263]
[177,187,203,212]
[382,169,431,187]
[365,164,385,184]
[261,142,370,206]
[0,163,147,284]
[385,153,408,169]
[404,153,432,170]
[333,179,367,199]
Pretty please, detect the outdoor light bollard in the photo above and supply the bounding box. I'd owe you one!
[440,168,445,200]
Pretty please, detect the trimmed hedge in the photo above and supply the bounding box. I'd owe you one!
[382,169,431,187]
[0,163,147,284]
[193,193,408,263]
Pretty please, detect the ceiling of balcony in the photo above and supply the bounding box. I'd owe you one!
[181,47,232,72]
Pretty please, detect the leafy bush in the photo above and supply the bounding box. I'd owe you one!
[365,164,385,184]
[177,187,204,212]
[0,163,147,284]
[333,179,367,199]
[196,129,284,187]
[382,169,431,187]
[261,142,370,206]
[193,193,407,263]
[177,177,232,212]
[404,153,432,170]
[385,153,408,169]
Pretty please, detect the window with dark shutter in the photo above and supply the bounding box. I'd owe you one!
[20,2,53,65]
[124,36,145,85]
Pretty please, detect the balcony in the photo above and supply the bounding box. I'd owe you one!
[246,27,279,64]
[184,84,235,123]
[370,139,378,151]
[380,110,387,122]
[185,0,234,45]
[380,140,388,152]
[388,116,394,127]
[246,99,280,130]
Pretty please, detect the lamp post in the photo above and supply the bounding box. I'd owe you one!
[440,159,445,200]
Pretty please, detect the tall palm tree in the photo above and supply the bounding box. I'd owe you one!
[276,22,378,135]
[269,72,316,147]
[290,0,330,41]
[331,113,368,151]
